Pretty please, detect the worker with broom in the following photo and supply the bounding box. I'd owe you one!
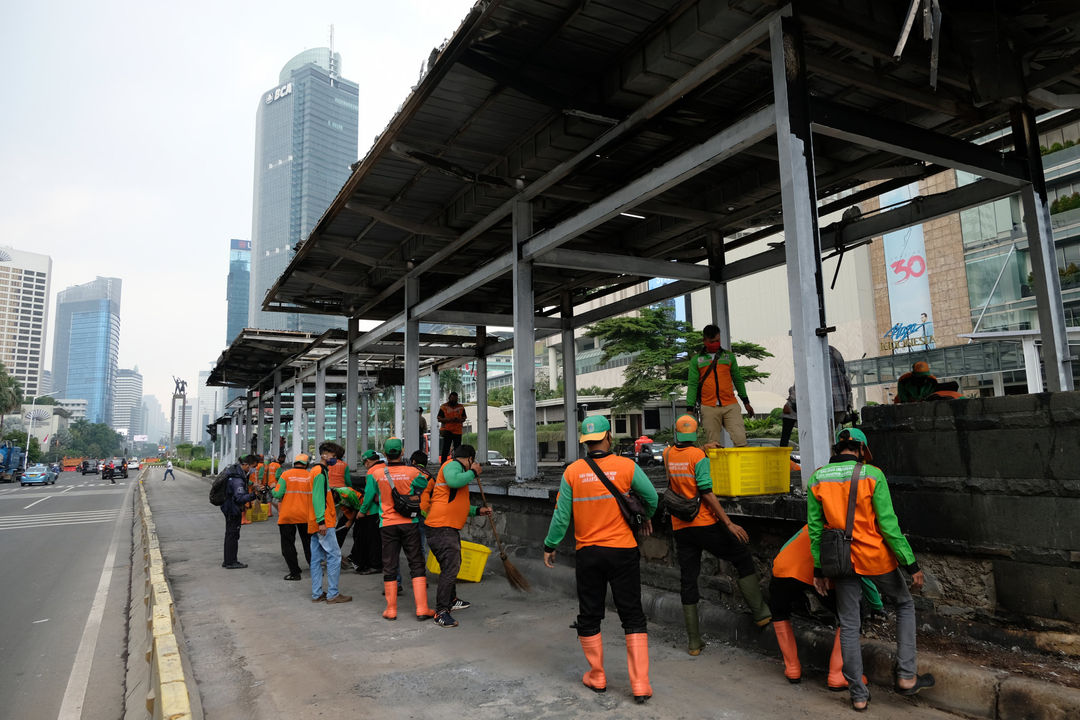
[420,444,493,628]
[543,415,659,704]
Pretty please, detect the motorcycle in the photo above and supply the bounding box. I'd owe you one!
[102,464,115,481]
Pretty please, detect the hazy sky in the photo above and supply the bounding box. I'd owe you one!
[0,0,476,416]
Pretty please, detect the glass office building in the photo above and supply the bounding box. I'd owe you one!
[227,238,250,345]
[249,48,359,332]
[51,277,121,425]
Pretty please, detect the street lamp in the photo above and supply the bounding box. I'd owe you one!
[23,394,51,469]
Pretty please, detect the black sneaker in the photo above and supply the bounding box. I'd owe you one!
[451,598,471,611]
[434,611,459,628]
[284,572,301,581]
[224,562,248,569]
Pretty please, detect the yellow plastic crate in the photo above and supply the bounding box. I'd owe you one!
[707,446,792,497]
[426,540,492,583]
[245,503,269,522]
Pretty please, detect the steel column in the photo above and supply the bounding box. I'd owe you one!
[244,391,254,456]
[292,379,303,458]
[315,362,327,451]
[475,327,489,465]
[256,386,265,457]
[561,292,579,463]
[360,391,369,454]
[512,200,539,481]
[404,277,421,454]
[772,12,834,483]
[1022,337,1045,393]
[394,387,403,439]
[706,232,731,347]
[1012,105,1075,391]
[346,318,359,466]
[429,369,441,459]
[272,371,282,462]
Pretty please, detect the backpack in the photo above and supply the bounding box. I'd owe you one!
[209,470,232,506]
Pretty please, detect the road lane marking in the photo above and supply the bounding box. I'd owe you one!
[57,482,132,720]
[0,519,117,531]
[24,495,52,510]
[33,618,49,624]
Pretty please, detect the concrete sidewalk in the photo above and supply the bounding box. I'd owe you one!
[141,469,1002,719]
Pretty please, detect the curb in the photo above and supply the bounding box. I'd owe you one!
[504,557,1080,719]
[134,476,198,720]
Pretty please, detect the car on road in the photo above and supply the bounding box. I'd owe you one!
[487,450,510,466]
[21,463,58,486]
[80,460,100,475]
[128,458,141,470]
[745,437,800,465]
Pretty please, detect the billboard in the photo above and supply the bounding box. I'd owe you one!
[134,434,149,442]
[880,183,936,353]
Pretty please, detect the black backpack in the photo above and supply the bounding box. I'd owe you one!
[209,469,233,506]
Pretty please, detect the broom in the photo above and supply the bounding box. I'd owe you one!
[474,475,530,592]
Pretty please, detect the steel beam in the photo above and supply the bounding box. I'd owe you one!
[810,98,1028,186]
[315,363,326,451]
[475,326,488,465]
[533,249,711,282]
[424,309,561,330]
[1012,105,1074,391]
[561,292,578,464]
[573,279,708,329]
[522,105,777,262]
[404,277,421,455]
[772,12,833,485]
[346,317,358,466]
[512,200,539,482]
[411,254,513,320]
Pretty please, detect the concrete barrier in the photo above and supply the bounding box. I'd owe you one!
[131,473,197,720]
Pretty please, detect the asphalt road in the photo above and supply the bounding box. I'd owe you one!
[149,468,956,720]
[0,469,134,720]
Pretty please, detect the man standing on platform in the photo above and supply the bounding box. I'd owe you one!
[686,324,753,447]
[437,392,467,463]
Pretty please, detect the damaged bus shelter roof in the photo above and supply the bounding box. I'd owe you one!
[263,0,1080,327]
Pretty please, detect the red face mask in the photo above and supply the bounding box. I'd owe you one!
[704,340,722,353]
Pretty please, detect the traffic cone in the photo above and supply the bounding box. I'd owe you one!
[578,634,606,692]
[773,620,801,683]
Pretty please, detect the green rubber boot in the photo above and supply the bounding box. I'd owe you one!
[736,574,773,627]
[683,604,705,656]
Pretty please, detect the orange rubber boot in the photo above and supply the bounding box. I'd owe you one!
[412,576,436,620]
[578,634,606,693]
[828,627,866,689]
[382,581,398,620]
[625,633,653,703]
[773,620,802,683]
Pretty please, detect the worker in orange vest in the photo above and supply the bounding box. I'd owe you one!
[317,441,356,568]
[543,416,659,704]
[358,438,435,621]
[261,455,282,518]
[306,456,351,604]
[437,392,467,463]
[769,524,883,687]
[241,454,264,525]
[352,449,384,575]
[270,454,314,581]
[421,444,493,628]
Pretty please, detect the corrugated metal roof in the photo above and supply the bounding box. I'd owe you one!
[263,0,1080,323]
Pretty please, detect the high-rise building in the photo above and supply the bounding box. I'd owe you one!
[197,369,223,444]
[51,277,121,424]
[113,367,143,436]
[142,396,167,443]
[0,247,51,398]
[40,370,53,396]
[227,239,250,344]
[249,48,359,332]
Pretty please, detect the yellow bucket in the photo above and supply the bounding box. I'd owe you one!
[707,446,792,497]
[426,540,492,582]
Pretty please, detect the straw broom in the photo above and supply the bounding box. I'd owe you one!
[474,475,530,592]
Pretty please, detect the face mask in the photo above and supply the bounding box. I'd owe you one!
[704,340,722,353]
[448,398,458,406]
[327,458,338,466]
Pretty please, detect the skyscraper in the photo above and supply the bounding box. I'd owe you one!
[0,246,51,398]
[249,48,359,332]
[51,277,121,425]
[197,369,223,444]
[142,396,167,443]
[113,367,143,437]
[226,239,250,344]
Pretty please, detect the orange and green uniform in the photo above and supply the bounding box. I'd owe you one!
[357,462,429,527]
[769,525,883,619]
[307,468,336,535]
[271,465,315,575]
[334,485,363,521]
[423,459,483,614]
[686,348,747,408]
[806,459,919,577]
[325,460,352,490]
[663,444,719,531]
[358,460,431,583]
[437,403,466,435]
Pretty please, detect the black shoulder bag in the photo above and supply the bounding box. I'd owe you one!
[660,446,701,522]
[819,463,862,578]
[583,456,648,532]
[387,467,422,519]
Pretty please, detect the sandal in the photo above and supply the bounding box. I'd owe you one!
[851,692,870,712]
[895,673,935,696]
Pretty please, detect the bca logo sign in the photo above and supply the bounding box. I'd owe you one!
[264,82,294,104]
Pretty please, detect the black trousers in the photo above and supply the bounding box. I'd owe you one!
[278,522,312,574]
[354,514,382,570]
[439,433,462,463]
[425,525,461,612]
[380,523,426,582]
[223,512,242,565]
[335,514,362,562]
[674,522,757,605]
[575,545,647,637]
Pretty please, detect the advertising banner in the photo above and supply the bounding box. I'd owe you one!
[880,183,935,353]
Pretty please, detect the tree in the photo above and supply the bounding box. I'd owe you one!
[65,419,123,459]
[439,369,463,396]
[488,386,514,407]
[586,306,772,412]
[0,362,24,435]
[3,430,41,463]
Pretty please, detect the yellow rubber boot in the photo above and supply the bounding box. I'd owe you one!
[382,581,398,620]
[578,634,606,693]
[412,576,436,620]
[773,620,802,683]
[625,633,653,704]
